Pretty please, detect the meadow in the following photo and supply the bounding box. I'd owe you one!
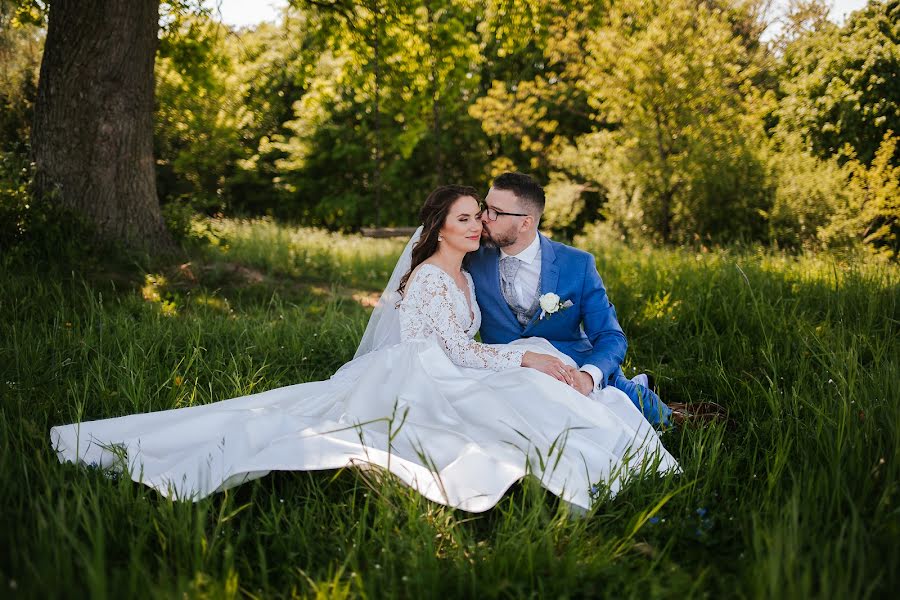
[1,218,897,599]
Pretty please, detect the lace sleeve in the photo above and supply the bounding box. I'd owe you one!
[400,267,525,371]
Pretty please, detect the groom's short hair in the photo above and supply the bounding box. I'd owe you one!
[493,172,545,216]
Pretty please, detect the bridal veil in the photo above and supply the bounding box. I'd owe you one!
[353,226,422,359]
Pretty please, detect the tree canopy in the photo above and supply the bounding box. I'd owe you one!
[1,0,898,257]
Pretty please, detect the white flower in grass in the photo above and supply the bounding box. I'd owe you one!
[538,293,573,319]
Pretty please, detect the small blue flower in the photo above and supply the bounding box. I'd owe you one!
[590,485,599,494]
[648,516,660,525]
[696,507,708,518]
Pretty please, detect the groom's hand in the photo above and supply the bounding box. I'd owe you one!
[566,367,594,396]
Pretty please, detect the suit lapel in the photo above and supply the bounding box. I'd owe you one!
[523,235,558,332]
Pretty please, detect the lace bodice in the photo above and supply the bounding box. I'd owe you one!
[399,264,526,371]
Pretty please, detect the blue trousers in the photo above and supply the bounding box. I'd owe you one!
[610,374,672,427]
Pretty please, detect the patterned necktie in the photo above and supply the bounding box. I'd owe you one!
[500,256,532,326]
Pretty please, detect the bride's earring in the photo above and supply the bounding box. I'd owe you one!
[438,235,443,241]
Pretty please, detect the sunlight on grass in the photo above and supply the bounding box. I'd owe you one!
[203,217,405,289]
[141,273,178,316]
[1,220,897,598]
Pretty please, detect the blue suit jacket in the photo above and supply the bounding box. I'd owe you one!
[466,234,627,387]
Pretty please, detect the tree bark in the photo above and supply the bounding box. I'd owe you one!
[31,0,174,253]
[371,0,382,228]
[427,1,443,185]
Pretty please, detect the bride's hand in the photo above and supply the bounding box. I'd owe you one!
[521,351,574,385]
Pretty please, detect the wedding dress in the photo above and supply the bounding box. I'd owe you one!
[50,247,678,512]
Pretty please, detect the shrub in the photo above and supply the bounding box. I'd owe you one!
[765,133,849,250]
[820,131,900,258]
[0,150,97,265]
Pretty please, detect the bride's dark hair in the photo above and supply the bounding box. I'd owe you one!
[397,184,480,296]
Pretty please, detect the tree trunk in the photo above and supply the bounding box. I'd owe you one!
[371,0,382,228]
[427,1,443,186]
[31,0,174,253]
[660,188,673,244]
[652,104,674,244]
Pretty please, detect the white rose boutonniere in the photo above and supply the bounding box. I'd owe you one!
[538,293,573,320]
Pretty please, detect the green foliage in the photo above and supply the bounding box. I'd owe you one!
[0,150,33,252]
[0,151,105,265]
[3,0,895,254]
[272,0,487,228]
[223,15,329,216]
[1,0,46,28]
[765,131,849,249]
[0,0,42,152]
[778,0,900,166]
[540,176,586,232]
[765,128,900,258]
[2,221,898,596]
[820,131,900,257]
[154,5,244,214]
[577,0,771,244]
[151,1,492,228]
[470,0,605,179]
[468,0,776,244]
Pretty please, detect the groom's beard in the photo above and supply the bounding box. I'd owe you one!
[480,230,499,249]
[481,225,516,249]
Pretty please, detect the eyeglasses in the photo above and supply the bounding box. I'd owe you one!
[477,204,529,222]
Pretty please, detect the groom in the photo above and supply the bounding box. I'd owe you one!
[467,172,673,427]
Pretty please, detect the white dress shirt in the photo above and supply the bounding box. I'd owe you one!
[502,234,603,392]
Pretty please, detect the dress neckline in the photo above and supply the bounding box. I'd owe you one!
[414,263,476,326]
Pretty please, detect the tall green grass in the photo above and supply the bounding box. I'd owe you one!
[1,220,897,598]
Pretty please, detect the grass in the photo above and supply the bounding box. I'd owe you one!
[1,217,898,598]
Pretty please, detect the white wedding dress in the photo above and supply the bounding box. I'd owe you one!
[50,263,678,512]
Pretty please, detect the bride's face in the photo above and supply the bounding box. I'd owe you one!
[439,195,483,253]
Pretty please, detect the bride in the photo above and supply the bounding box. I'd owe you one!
[50,186,678,512]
